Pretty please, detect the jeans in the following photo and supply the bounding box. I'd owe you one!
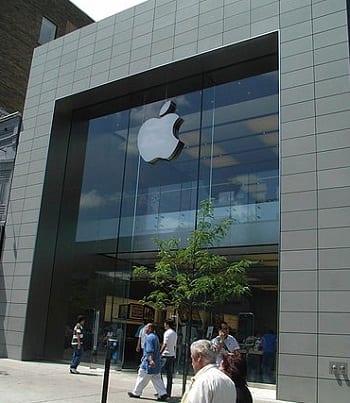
[262,352,275,383]
[70,345,83,369]
[161,356,175,396]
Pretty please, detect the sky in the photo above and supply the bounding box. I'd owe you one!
[70,0,147,21]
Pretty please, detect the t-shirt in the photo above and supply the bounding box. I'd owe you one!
[162,328,177,357]
[140,332,161,374]
[71,323,84,346]
[262,333,277,353]
[211,334,240,364]
[135,325,146,349]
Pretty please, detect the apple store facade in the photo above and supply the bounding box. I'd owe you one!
[39,31,279,373]
[1,2,350,403]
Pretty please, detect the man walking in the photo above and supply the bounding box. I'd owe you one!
[160,319,177,397]
[128,323,168,401]
[135,321,147,365]
[69,315,86,374]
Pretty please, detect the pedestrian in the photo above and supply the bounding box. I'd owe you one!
[181,339,237,403]
[128,323,168,401]
[135,320,147,362]
[211,321,240,365]
[160,319,178,397]
[262,329,277,383]
[219,352,253,403]
[69,314,86,374]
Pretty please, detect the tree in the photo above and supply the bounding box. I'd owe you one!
[133,199,251,393]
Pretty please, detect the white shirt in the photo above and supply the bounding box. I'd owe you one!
[181,364,237,403]
[162,328,177,357]
[137,326,146,349]
[211,334,240,364]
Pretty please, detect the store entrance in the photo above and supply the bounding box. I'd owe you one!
[87,299,157,371]
[62,271,156,371]
[60,247,278,383]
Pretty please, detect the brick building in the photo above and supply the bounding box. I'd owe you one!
[0,0,93,283]
[0,0,93,116]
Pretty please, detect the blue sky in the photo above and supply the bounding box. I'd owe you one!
[70,0,147,21]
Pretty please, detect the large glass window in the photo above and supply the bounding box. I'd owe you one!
[75,71,278,248]
[118,92,201,251]
[76,110,129,241]
[200,72,279,246]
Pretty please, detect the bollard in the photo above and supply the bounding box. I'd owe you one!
[101,338,118,403]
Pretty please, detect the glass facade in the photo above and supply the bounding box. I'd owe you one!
[44,52,278,384]
[76,71,278,249]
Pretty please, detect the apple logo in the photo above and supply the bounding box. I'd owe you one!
[137,100,184,163]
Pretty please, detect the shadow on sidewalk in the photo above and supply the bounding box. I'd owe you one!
[76,372,102,377]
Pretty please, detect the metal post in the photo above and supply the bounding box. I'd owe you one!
[101,337,119,402]
[101,340,112,403]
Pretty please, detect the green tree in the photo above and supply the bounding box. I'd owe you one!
[133,199,250,393]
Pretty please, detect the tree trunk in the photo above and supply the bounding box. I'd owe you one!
[182,304,193,395]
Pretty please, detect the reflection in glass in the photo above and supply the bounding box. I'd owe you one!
[200,71,279,246]
[76,110,128,241]
[76,71,278,248]
[38,17,57,44]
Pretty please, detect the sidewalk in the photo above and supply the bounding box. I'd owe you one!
[0,359,293,403]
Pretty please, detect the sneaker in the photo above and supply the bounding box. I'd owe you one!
[70,368,80,374]
[127,392,140,398]
[157,394,168,401]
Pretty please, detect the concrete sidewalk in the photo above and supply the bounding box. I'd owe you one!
[0,359,293,403]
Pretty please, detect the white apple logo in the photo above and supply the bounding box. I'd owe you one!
[137,100,184,163]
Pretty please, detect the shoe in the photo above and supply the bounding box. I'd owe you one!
[70,368,80,374]
[157,395,168,401]
[127,392,140,398]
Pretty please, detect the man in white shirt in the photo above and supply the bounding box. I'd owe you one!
[181,339,236,403]
[136,323,147,351]
[211,321,240,365]
[135,322,147,365]
[160,319,178,397]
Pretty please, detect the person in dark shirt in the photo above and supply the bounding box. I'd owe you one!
[262,329,277,383]
[219,351,253,403]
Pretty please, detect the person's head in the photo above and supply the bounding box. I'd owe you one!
[164,319,175,330]
[77,315,86,324]
[219,352,247,387]
[219,321,230,337]
[190,339,217,373]
[145,322,156,334]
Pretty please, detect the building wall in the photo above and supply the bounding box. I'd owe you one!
[0,0,93,115]
[278,2,350,402]
[0,1,349,402]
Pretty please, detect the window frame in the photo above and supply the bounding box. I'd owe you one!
[38,16,57,45]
